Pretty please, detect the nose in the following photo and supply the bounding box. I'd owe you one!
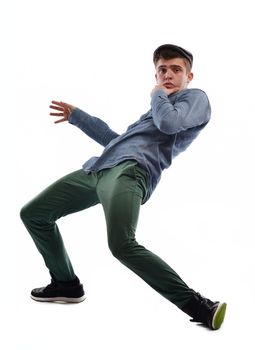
[164,69,173,79]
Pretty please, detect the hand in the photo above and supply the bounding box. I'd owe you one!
[49,100,76,124]
[150,84,174,97]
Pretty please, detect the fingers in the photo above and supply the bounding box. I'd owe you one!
[50,100,75,124]
[51,100,65,106]
[49,102,67,117]
[49,104,64,117]
[50,101,74,114]
[50,113,64,116]
[49,103,65,118]
[54,118,66,124]
[49,105,63,112]
[51,100,73,108]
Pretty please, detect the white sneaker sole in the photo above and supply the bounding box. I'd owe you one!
[30,294,86,303]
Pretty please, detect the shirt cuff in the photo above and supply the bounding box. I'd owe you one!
[68,108,82,125]
[151,89,168,108]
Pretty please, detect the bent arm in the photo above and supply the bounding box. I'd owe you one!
[69,108,119,147]
[151,89,211,134]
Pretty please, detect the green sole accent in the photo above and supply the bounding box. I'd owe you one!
[212,303,227,330]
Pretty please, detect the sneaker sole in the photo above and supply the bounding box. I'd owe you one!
[212,302,227,330]
[30,294,86,303]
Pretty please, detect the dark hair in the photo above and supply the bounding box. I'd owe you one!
[153,44,193,72]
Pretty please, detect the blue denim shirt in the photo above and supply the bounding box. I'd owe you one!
[69,88,211,203]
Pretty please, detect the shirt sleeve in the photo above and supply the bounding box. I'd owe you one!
[150,89,211,135]
[68,108,119,147]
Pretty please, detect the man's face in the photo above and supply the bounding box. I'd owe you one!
[155,57,193,95]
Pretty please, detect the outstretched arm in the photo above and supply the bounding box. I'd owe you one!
[49,100,119,147]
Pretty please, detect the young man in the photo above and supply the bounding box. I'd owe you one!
[20,44,226,330]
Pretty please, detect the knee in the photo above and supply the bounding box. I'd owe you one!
[108,239,134,260]
[109,243,122,259]
[108,238,122,259]
[20,202,34,223]
[20,204,29,223]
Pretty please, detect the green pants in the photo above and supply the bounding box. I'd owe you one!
[20,160,194,308]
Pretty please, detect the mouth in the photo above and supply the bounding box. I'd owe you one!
[163,83,175,89]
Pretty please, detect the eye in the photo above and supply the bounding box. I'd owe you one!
[158,67,167,75]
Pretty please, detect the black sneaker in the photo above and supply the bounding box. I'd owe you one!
[181,292,227,330]
[31,276,85,303]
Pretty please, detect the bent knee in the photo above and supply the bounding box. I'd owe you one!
[109,240,136,260]
[109,244,123,259]
[20,204,29,222]
[20,202,36,223]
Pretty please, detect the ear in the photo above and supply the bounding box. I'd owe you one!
[187,72,193,83]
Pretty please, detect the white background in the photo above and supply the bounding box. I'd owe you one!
[1,0,255,348]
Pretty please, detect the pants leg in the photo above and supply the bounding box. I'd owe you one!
[20,169,100,281]
[97,161,194,308]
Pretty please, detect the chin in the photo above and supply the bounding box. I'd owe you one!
[168,88,180,95]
